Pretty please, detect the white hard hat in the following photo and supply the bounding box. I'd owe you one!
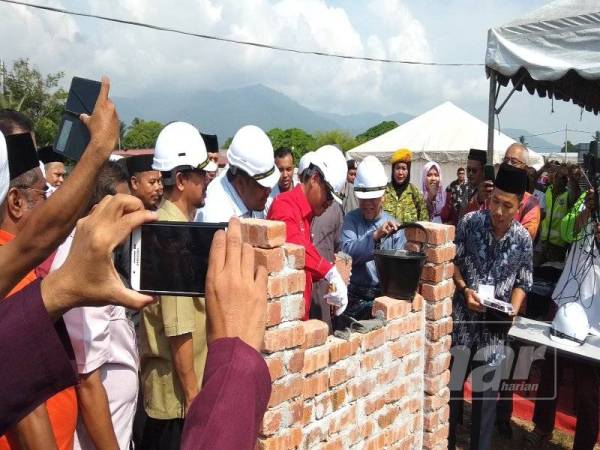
[550,302,590,347]
[0,131,8,204]
[311,145,347,204]
[227,125,279,188]
[109,154,124,162]
[298,151,315,176]
[152,122,210,174]
[354,156,387,199]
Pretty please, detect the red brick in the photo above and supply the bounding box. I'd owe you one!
[240,218,286,249]
[377,407,399,429]
[327,336,357,363]
[321,438,344,450]
[329,405,356,435]
[329,363,352,387]
[421,262,455,284]
[424,369,451,395]
[412,293,424,311]
[406,221,454,245]
[347,377,377,401]
[265,355,284,381]
[389,339,412,359]
[384,380,409,403]
[303,346,329,374]
[303,371,329,399]
[365,433,386,450]
[425,297,453,321]
[444,262,455,279]
[260,409,281,436]
[262,323,305,353]
[282,242,305,269]
[256,426,302,450]
[349,420,377,445]
[266,301,282,327]
[360,348,385,371]
[362,328,386,351]
[425,244,456,264]
[364,393,386,415]
[302,320,329,349]
[286,349,305,373]
[426,335,452,359]
[267,270,306,298]
[423,422,449,449]
[400,396,421,415]
[372,296,411,320]
[302,401,314,425]
[424,404,450,431]
[426,317,453,341]
[412,332,425,353]
[254,246,285,274]
[400,353,422,376]
[384,421,411,446]
[421,280,455,302]
[334,252,352,285]
[315,387,348,420]
[425,351,451,376]
[424,387,450,412]
[268,374,303,407]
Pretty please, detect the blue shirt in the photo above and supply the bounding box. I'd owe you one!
[341,209,406,289]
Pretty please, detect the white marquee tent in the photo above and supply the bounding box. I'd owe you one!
[346,101,544,189]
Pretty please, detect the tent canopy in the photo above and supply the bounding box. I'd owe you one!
[486,0,600,114]
[346,101,543,189]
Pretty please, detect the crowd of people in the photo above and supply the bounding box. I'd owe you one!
[0,75,598,450]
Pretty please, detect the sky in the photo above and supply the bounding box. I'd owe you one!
[0,0,598,148]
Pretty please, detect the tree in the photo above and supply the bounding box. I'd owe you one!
[560,140,575,153]
[0,58,68,146]
[313,129,357,153]
[121,118,163,149]
[356,120,398,144]
[267,128,316,162]
[223,136,233,149]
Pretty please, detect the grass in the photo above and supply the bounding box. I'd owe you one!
[454,401,600,450]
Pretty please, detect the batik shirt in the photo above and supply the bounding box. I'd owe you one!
[452,210,533,364]
[446,181,468,214]
[383,183,429,226]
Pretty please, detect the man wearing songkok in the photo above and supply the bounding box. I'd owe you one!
[126,154,164,210]
[38,145,66,191]
[200,132,219,183]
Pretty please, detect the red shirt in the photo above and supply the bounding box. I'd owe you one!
[267,185,333,320]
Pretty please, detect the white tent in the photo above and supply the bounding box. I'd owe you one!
[346,101,544,189]
[484,0,600,161]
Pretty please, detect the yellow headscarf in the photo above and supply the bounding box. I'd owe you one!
[390,148,412,165]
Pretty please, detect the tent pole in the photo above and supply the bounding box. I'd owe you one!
[487,71,497,164]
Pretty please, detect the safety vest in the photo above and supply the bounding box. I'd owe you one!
[540,186,569,246]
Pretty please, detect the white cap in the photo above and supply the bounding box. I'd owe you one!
[0,131,8,204]
[227,125,279,188]
[297,151,315,176]
[354,156,387,199]
[311,145,347,204]
[550,302,590,347]
[109,154,124,162]
[152,122,209,173]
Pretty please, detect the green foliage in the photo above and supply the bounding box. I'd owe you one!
[223,136,233,149]
[121,118,163,149]
[560,140,575,153]
[356,120,398,144]
[267,127,316,162]
[0,58,67,146]
[313,129,357,152]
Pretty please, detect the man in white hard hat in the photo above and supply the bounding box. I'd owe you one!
[268,145,348,321]
[196,125,279,222]
[140,121,215,450]
[527,189,600,450]
[340,156,406,323]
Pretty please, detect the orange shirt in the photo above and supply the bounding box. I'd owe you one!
[0,230,78,450]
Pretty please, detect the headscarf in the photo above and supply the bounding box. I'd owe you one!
[421,161,446,220]
[390,148,412,194]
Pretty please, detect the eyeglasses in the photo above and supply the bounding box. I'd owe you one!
[15,186,48,201]
[503,156,526,167]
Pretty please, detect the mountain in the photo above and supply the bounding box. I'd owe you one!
[114,84,411,141]
[502,128,561,153]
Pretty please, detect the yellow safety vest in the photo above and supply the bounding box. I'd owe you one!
[540,186,569,246]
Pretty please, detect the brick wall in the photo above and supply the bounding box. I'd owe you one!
[241,219,455,450]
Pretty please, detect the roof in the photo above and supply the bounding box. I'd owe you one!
[485,0,600,114]
[346,101,544,166]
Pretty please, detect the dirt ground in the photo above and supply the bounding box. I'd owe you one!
[454,402,600,450]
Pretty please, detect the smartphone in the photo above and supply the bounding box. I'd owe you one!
[54,77,102,161]
[480,296,514,315]
[130,221,227,296]
[484,165,495,182]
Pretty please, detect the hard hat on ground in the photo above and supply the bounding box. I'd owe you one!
[227,125,279,188]
[311,145,347,205]
[354,156,387,199]
[297,151,315,177]
[152,122,213,177]
[550,302,590,347]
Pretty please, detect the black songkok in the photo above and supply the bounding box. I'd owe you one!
[125,154,155,175]
[201,133,219,153]
[494,163,528,196]
[38,145,65,164]
[6,133,39,180]
[468,148,487,165]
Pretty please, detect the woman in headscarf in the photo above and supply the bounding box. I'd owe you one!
[421,161,446,223]
[383,148,428,225]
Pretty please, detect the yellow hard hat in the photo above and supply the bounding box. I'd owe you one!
[390,148,412,165]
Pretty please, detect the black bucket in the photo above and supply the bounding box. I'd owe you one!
[374,223,427,301]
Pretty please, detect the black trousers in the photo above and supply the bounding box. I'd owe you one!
[533,356,600,450]
[140,417,185,450]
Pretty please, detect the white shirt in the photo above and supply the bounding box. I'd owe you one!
[51,233,139,450]
[195,173,265,222]
[552,220,600,336]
